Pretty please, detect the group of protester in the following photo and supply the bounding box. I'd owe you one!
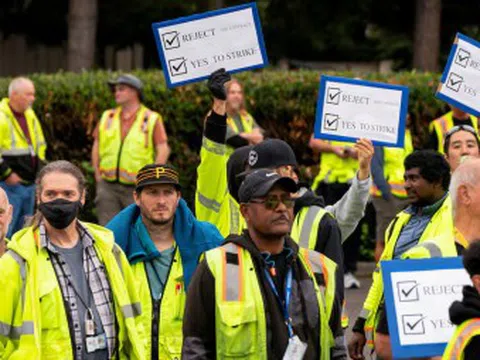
[0,67,479,360]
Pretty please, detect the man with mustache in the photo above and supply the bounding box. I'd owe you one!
[349,150,456,360]
[183,169,346,359]
[0,187,12,256]
[107,164,223,359]
[0,77,46,237]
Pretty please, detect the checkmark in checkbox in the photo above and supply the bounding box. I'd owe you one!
[169,57,188,77]
[326,87,341,105]
[446,72,463,93]
[402,314,426,335]
[455,48,470,68]
[162,31,181,50]
[397,281,420,302]
[323,113,340,131]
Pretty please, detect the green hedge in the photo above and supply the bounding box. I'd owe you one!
[0,70,450,221]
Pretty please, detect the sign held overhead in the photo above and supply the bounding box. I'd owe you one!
[437,33,480,116]
[314,75,409,147]
[152,2,268,88]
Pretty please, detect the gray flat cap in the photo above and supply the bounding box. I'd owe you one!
[108,74,143,92]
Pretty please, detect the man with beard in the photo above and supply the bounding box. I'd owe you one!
[0,160,144,358]
[0,188,12,256]
[349,150,457,360]
[443,241,480,359]
[183,169,346,359]
[107,164,223,359]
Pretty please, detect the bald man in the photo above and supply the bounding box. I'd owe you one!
[0,188,12,256]
[448,158,480,253]
[0,77,46,237]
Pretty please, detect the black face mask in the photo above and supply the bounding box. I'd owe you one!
[38,199,82,230]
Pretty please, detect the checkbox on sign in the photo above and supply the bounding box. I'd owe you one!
[402,314,426,335]
[162,31,181,50]
[326,87,341,105]
[446,72,463,93]
[169,57,188,77]
[397,281,420,302]
[455,48,470,68]
[324,113,340,131]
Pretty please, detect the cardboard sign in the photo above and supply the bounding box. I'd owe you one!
[314,76,409,147]
[382,257,471,358]
[152,2,268,88]
[437,33,480,116]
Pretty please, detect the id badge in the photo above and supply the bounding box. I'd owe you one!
[85,319,95,336]
[282,335,307,360]
[86,333,107,353]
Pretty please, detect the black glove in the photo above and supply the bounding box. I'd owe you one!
[207,68,231,100]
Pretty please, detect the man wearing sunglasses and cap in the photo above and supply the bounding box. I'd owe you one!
[107,164,223,359]
[92,74,170,225]
[428,106,478,154]
[443,125,480,172]
[183,169,347,359]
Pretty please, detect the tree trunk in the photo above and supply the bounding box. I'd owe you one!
[413,0,441,71]
[67,0,98,71]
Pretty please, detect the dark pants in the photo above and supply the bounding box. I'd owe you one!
[317,181,362,274]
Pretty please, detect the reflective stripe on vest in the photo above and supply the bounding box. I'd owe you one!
[221,242,244,301]
[419,242,442,258]
[227,113,254,134]
[443,318,480,360]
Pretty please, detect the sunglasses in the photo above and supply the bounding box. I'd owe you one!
[249,195,295,210]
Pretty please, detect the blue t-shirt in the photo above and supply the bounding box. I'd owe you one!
[134,217,175,300]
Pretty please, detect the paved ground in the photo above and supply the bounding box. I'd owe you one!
[344,262,375,359]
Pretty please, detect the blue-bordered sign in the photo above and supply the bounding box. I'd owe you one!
[382,257,471,358]
[152,2,268,88]
[314,75,409,147]
[437,33,480,117]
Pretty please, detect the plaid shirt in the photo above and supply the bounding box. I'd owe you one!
[40,222,117,359]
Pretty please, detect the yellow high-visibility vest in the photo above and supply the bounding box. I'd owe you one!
[443,318,480,360]
[98,105,161,185]
[205,242,336,359]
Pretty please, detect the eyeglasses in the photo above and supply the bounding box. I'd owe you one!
[249,195,294,210]
[445,125,477,138]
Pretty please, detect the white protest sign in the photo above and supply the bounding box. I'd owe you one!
[152,3,268,88]
[382,257,471,358]
[437,33,480,116]
[314,76,409,147]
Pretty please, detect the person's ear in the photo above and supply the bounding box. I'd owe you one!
[6,204,13,225]
[80,191,86,206]
[240,203,250,222]
[458,184,471,207]
[133,190,141,206]
[472,275,480,294]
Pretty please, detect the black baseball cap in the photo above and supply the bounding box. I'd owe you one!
[247,139,298,169]
[238,169,297,203]
[135,164,181,192]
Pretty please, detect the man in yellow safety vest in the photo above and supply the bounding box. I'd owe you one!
[348,150,456,360]
[428,106,478,154]
[106,164,223,359]
[0,77,46,237]
[0,161,145,359]
[443,241,480,360]
[92,74,170,225]
[183,169,346,359]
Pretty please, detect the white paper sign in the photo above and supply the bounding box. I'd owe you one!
[391,269,470,346]
[382,257,472,358]
[314,76,409,147]
[152,3,268,88]
[437,33,480,116]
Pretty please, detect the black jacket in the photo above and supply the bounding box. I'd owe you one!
[182,232,346,360]
[448,286,480,359]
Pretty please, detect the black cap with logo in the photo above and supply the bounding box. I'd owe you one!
[238,169,297,203]
[135,164,181,192]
